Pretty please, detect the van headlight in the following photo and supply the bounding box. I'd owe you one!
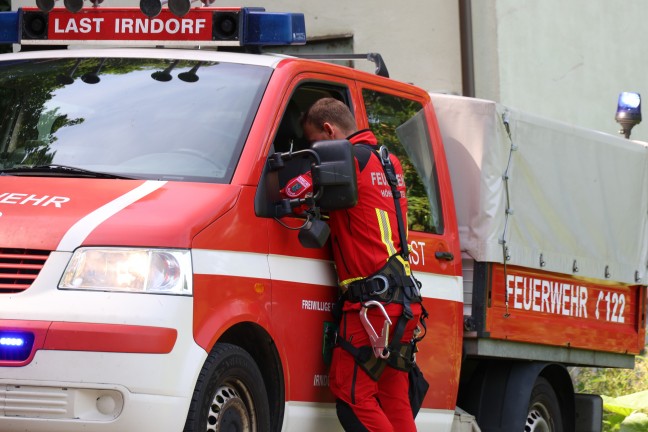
[59,248,192,295]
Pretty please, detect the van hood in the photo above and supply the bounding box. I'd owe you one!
[0,177,240,251]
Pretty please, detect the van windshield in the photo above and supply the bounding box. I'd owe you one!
[0,57,271,183]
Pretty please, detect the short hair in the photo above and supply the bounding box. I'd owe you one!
[302,98,357,135]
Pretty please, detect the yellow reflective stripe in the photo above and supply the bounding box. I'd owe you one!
[395,254,412,276]
[376,208,397,258]
[340,276,364,288]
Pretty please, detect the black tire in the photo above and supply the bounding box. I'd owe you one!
[184,343,271,432]
[525,377,563,432]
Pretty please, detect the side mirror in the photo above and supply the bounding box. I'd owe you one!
[310,139,358,211]
[268,139,358,215]
[264,139,357,249]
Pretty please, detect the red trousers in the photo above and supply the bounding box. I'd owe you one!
[329,302,422,432]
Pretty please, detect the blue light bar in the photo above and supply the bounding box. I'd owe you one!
[0,331,34,362]
[243,10,306,46]
[0,336,25,346]
[0,11,20,44]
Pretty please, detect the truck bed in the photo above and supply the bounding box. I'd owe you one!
[429,94,647,367]
[430,93,648,286]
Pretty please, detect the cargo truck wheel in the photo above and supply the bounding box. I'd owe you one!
[525,377,563,432]
[184,343,271,432]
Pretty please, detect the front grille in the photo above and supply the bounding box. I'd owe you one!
[1,385,71,418]
[0,249,50,294]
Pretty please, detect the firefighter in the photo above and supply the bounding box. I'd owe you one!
[283,98,424,432]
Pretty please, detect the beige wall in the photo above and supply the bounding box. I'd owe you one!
[473,0,648,140]
[13,0,464,95]
[15,0,646,139]
[219,0,463,93]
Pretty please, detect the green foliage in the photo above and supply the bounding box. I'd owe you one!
[602,392,648,431]
[619,412,648,432]
[573,354,648,431]
[362,90,435,233]
[573,355,648,397]
[603,412,625,432]
[1,58,191,169]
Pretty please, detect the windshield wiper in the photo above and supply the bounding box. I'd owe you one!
[0,164,136,179]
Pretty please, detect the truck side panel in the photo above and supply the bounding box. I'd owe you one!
[464,259,646,363]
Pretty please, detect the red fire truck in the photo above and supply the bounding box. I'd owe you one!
[0,5,645,432]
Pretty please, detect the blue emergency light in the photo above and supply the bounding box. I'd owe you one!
[244,10,305,46]
[0,7,305,47]
[0,337,24,346]
[0,331,34,362]
[0,10,19,44]
[616,91,642,139]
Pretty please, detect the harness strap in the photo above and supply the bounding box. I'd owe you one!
[337,337,387,381]
[346,282,419,304]
[378,145,409,261]
[385,301,429,371]
[346,255,421,304]
[335,302,428,376]
[332,144,429,374]
[373,146,431,368]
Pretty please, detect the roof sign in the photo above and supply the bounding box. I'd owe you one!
[0,7,306,47]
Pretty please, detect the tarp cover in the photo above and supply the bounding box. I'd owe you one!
[430,93,648,285]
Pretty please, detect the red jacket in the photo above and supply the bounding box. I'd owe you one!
[282,129,408,286]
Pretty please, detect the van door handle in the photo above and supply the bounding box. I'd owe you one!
[435,251,454,261]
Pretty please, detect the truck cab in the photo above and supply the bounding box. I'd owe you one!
[0,6,464,431]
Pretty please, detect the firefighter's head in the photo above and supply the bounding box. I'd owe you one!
[302,98,357,144]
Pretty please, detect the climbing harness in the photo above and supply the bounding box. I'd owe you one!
[334,144,428,379]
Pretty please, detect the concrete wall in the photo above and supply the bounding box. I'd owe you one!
[266,0,463,94]
[473,0,648,140]
[12,0,648,139]
[12,0,464,94]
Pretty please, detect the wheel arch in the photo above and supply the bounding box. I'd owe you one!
[538,363,575,429]
[458,359,575,431]
[217,322,285,432]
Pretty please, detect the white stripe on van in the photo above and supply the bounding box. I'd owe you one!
[57,181,167,251]
[192,249,463,304]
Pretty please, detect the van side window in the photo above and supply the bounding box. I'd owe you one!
[362,89,444,234]
[273,84,351,186]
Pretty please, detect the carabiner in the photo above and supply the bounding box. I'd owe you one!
[379,145,391,167]
[360,300,392,359]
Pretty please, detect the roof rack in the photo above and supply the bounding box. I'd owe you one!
[295,53,389,78]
